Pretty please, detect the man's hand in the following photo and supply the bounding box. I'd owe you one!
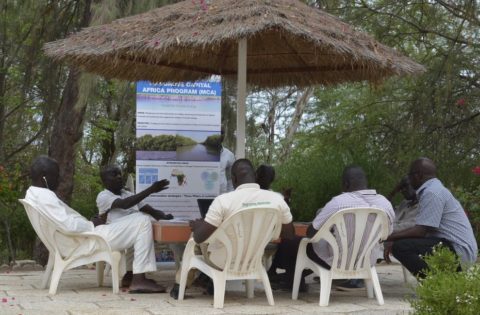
[150,179,169,193]
[383,241,393,264]
[150,210,174,221]
[189,218,203,232]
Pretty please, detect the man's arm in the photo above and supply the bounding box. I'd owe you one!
[38,194,94,233]
[111,180,169,209]
[306,223,318,238]
[139,204,173,220]
[190,219,217,243]
[383,225,432,263]
[306,200,338,239]
[386,225,431,242]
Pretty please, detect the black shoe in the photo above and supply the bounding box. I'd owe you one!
[270,278,307,293]
[335,279,365,291]
[170,283,179,299]
[270,279,290,291]
[205,279,214,296]
[268,272,287,284]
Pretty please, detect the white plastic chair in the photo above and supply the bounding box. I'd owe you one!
[178,207,282,308]
[19,199,123,295]
[292,207,390,306]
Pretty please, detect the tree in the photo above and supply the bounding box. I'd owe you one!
[273,0,479,218]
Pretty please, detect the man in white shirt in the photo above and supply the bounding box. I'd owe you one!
[219,127,235,194]
[25,156,165,293]
[190,158,295,269]
[96,165,173,287]
[97,165,173,223]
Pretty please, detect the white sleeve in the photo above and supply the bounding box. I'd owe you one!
[204,197,223,227]
[96,190,120,215]
[61,205,95,233]
[42,196,93,233]
[277,196,293,224]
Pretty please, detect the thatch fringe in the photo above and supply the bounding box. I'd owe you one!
[44,0,425,87]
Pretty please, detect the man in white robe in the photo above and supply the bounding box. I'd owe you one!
[25,156,165,293]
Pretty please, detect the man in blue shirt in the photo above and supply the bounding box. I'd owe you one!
[384,158,478,277]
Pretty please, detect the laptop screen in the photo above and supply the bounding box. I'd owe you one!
[197,199,214,219]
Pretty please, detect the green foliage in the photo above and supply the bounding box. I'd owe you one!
[0,164,35,264]
[411,245,480,315]
[70,158,105,219]
[203,135,221,148]
[272,143,344,220]
[273,132,397,220]
[258,1,480,220]
[175,135,197,147]
[136,134,198,151]
[136,134,177,151]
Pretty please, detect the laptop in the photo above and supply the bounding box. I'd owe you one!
[197,198,214,219]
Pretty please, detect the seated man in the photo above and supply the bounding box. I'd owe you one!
[256,164,292,207]
[388,176,419,232]
[97,165,173,223]
[269,166,395,290]
[25,156,165,293]
[256,164,276,190]
[384,158,478,277]
[96,165,174,287]
[190,158,295,270]
[372,176,419,262]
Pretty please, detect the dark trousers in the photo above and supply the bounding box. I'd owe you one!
[392,237,459,278]
[269,236,330,286]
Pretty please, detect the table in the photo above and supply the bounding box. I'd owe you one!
[152,221,309,243]
[152,221,309,284]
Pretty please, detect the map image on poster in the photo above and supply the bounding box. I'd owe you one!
[136,79,222,220]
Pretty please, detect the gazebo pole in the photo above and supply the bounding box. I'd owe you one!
[235,38,247,159]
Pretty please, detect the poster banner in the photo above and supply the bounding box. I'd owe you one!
[136,79,222,220]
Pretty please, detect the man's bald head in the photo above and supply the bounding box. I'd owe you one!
[231,159,256,188]
[409,158,437,189]
[30,155,60,191]
[342,165,368,192]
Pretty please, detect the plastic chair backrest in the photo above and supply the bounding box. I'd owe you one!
[310,207,389,272]
[206,207,282,275]
[19,199,58,254]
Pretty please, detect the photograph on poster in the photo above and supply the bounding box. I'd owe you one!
[136,129,176,160]
[175,130,220,162]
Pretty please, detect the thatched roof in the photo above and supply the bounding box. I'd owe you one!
[44,0,425,87]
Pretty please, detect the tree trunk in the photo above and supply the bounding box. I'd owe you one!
[48,68,86,203]
[47,0,92,203]
[0,50,6,163]
[3,218,15,263]
[279,87,313,163]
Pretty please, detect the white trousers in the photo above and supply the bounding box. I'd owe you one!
[95,212,156,274]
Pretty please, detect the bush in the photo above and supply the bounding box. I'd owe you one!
[0,163,33,264]
[411,245,480,314]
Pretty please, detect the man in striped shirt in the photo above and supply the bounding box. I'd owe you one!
[384,158,478,278]
[269,166,395,290]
